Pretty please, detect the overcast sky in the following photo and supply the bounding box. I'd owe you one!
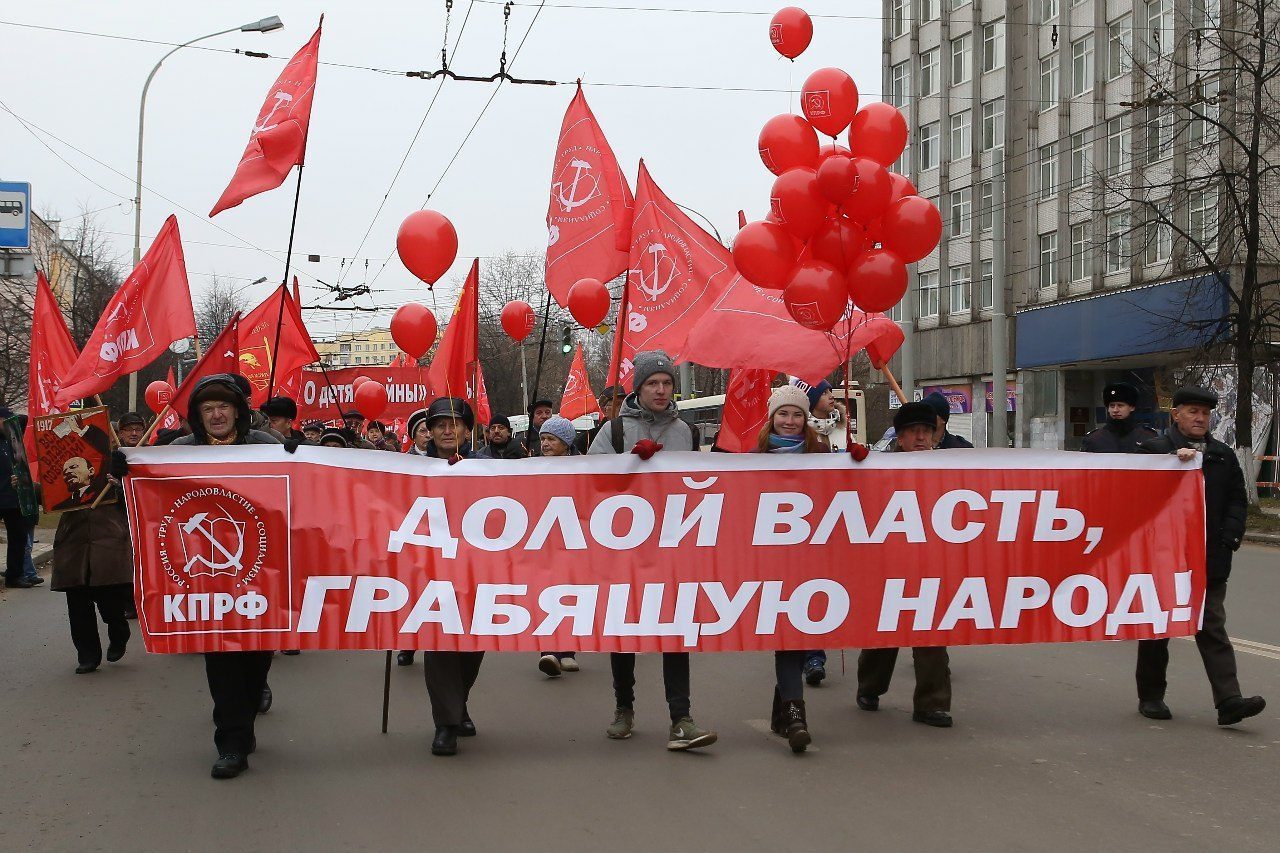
[2,0,883,337]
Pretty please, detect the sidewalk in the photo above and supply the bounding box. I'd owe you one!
[0,523,56,571]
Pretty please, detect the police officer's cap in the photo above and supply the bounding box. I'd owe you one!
[1172,386,1219,408]
[1102,383,1139,407]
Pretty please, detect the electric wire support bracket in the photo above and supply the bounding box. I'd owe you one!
[406,1,556,86]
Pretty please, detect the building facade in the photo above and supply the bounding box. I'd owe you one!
[313,327,401,368]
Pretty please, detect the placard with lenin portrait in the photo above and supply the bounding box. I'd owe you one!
[34,406,117,512]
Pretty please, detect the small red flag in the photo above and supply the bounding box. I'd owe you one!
[427,260,479,402]
[54,216,196,407]
[717,368,775,452]
[559,344,601,421]
[210,22,322,217]
[170,315,241,419]
[238,284,321,406]
[545,84,634,306]
[475,362,493,427]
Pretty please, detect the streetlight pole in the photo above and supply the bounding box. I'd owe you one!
[130,15,283,410]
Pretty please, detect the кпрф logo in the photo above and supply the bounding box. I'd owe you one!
[158,487,269,590]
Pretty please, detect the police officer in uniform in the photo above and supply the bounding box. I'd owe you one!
[1081,383,1155,453]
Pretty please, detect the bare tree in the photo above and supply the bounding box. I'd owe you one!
[195,275,249,347]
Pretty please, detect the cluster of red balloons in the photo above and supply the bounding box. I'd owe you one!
[741,10,942,331]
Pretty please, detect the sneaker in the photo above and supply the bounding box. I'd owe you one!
[667,717,718,751]
[606,707,635,740]
[538,654,562,677]
[26,576,45,586]
[559,656,580,673]
[803,659,826,687]
[4,579,33,589]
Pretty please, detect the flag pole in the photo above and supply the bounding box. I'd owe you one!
[266,165,307,398]
[607,277,631,420]
[527,289,553,449]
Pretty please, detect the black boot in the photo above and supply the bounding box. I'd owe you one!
[258,684,273,714]
[769,687,785,735]
[781,699,811,753]
[431,726,458,756]
[396,651,415,666]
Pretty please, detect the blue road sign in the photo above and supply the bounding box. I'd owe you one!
[0,182,32,249]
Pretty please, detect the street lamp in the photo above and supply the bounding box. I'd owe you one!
[129,15,283,408]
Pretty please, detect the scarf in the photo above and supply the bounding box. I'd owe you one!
[768,433,806,453]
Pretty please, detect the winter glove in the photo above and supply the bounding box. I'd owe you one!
[848,442,870,462]
[448,454,464,465]
[631,439,663,460]
[282,438,303,454]
[110,449,130,480]
[1222,533,1243,552]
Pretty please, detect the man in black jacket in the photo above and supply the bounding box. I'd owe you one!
[476,415,525,459]
[1135,386,1265,725]
[1081,383,1156,453]
[922,391,974,449]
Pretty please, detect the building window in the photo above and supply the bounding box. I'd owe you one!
[1107,15,1133,80]
[1070,223,1090,281]
[890,61,910,108]
[1189,79,1219,145]
[980,260,994,308]
[948,0,969,10]
[980,98,1005,150]
[949,264,972,314]
[1070,132,1090,189]
[948,187,972,238]
[919,122,940,170]
[949,110,972,159]
[887,299,904,322]
[982,20,1005,73]
[1072,35,1094,96]
[920,48,940,97]
[979,181,993,232]
[1106,115,1131,176]
[1145,106,1174,163]
[1146,0,1173,58]
[1038,143,1059,200]
[1191,0,1219,28]
[920,0,939,22]
[892,145,911,175]
[1105,213,1130,272]
[1038,232,1059,289]
[1144,202,1173,265]
[1189,189,1218,249]
[1039,55,1059,112]
[951,34,972,85]
[919,271,940,318]
[890,0,910,39]
[1043,0,1059,21]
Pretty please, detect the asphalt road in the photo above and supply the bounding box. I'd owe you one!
[2,546,1277,853]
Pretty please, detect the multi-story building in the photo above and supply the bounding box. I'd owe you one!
[313,327,401,368]
[882,0,1262,449]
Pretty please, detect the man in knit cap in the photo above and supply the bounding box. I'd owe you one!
[789,377,843,451]
[922,391,974,449]
[588,350,716,751]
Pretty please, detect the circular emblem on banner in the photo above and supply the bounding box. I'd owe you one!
[157,487,269,590]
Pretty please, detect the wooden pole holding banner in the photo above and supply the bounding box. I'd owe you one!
[90,396,121,509]
[606,278,631,421]
[381,651,393,733]
[881,363,909,405]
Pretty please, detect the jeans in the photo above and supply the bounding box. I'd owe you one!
[2,508,27,584]
[22,527,36,581]
[610,652,692,722]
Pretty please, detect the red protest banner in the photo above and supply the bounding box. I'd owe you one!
[295,364,431,427]
[123,449,1207,654]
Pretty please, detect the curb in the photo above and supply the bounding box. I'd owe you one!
[33,545,54,568]
[1244,532,1280,546]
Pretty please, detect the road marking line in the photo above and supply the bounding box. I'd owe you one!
[1178,636,1280,661]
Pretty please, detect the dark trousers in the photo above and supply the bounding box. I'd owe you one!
[857,646,951,713]
[64,584,131,665]
[1136,582,1240,706]
[205,651,273,755]
[776,650,806,702]
[2,508,27,583]
[610,652,691,721]
[424,651,484,727]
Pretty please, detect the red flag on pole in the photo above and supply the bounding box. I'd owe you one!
[475,362,493,426]
[716,368,776,452]
[238,285,320,407]
[292,275,302,308]
[559,344,601,421]
[54,216,196,407]
[427,260,479,402]
[26,271,80,472]
[209,22,322,217]
[170,315,241,418]
[545,84,634,306]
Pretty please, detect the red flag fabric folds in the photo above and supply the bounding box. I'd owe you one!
[427,260,479,402]
[29,271,79,418]
[475,362,493,427]
[545,84,634,306]
[54,216,196,407]
[238,284,320,407]
[171,315,241,419]
[210,23,322,217]
[559,344,602,421]
[717,368,776,452]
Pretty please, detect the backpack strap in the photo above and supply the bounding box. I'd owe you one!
[610,416,624,454]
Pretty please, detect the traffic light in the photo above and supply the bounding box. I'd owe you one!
[561,325,573,354]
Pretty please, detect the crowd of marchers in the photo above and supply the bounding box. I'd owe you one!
[0,354,1265,780]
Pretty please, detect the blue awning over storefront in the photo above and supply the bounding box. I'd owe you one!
[1015,275,1230,368]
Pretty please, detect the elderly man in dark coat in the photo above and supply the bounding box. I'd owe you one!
[51,498,133,673]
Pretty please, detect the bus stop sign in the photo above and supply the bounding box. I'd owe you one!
[0,182,32,249]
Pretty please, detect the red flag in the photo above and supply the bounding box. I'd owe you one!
[54,216,196,407]
[210,22,322,217]
[559,344,601,421]
[150,366,183,443]
[26,271,80,473]
[170,315,241,419]
[475,363,493,426]
[237,284,320,406]
[737,210,748,230]
[866,321,905,370]
[545,84,634,306]
[292,275,302,308]
[717,368,775,452]
[427,260,479,401]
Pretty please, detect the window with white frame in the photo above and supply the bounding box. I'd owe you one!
[951,33,972,84]
[1043,0,1059,21]
[1145,106,1174,163]
[1072,36,1094,96]
[979,181,993,232]
[1189,188,1218,249]
[890,0,910,39]
[949,187,972,237]
[1040,55,1059,111]
[1105,213,1130,272]
[1191,0,1219,28]
[1189,79,1219,145]
[1106,115,1131,175]
[950,110,972,158]
[892,145,910,176]
[1039,143,1059,200]
[982,20,1005,73]
[890,61,910,108]
[920,48,940,97]
[919,270,940,318]
[920,0,939,22]
[980,260,994,308]
[887,300,904,322]
[948,0,968,10]
[1070,223,1091,281]
[1069,132,1090,189]
[1107,16,1133,80]
[1038,232,1059,288]
[1144,202,1173,265]
[981,98,1005,150]
[1146,0,1173,58]
[949,264,972,313]
[919,122,940,170]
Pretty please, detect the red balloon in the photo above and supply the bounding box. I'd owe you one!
[800,68,859,138]
[144,380,174,414]
[769,167,826,240]
[880,196,943,263]
[847,102,909,167]
[847,249,908,313]
[733,220,799,290]
[769,7,813,59]
[501,300,536,342]
[396,210,458,287]
[816,156,856,204]
[390,303,438,359]
[354,381,389,421]
[819,142,852,161]
[887,172,918,205]
[568,278,611,328]
[783,260,849,332]
[352,375,373,391]
[758,114,820,176]
[843,157,893,224]
[808,216,867,269]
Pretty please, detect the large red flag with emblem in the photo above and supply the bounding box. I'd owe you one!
[237,284,320,406]
[428,260,479,402]
[717,368,776,452]
[54,216,196,407]
[210,22,322,217]
[170,315,241,418]
[559,344,601,421]
[545,84,634,306]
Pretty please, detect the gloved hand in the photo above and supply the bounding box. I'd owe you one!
[631,439,663,460]
[448,454,463,465]
[110,449,129,480]
[283,438,303,454]
[848,443,870,462]
[1223,533,1243,552]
